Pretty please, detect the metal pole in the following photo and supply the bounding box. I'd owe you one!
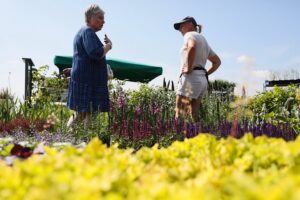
[29,65,32,100]
[22,58,35,104]
[24,61,28,101]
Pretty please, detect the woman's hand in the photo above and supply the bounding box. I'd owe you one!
[181,66,192,74]
[103,34,113,56]
[63,68,71,77]
[104,34,112,49]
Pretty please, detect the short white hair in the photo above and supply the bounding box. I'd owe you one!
[85,4,105,23]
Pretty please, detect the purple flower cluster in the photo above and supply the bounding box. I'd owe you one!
[216,121,297,141]
[116,92,126,108]
[110,118,298,143]
[108,88,298,145]
[0,130,76,145]
[1,120,297,148]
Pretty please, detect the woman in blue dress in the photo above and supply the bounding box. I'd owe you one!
[66,4,112,129]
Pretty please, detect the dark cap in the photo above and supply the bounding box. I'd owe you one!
[174,16,197,30]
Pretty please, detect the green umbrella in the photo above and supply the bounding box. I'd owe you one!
[54,55,163,83]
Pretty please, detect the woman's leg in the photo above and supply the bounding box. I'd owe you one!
[175,95,182,119]
[67,112,90,129]
[176,95,192,120]
[83,112,92,130]
[191,98,201,122]
[67,112,79,128]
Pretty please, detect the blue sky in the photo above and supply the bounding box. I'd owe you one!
[1,0,300,98]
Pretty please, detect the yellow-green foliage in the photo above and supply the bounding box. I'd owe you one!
[1,134,300,200]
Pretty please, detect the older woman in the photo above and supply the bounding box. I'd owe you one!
[67,4,112,129]
[174,16,221,122]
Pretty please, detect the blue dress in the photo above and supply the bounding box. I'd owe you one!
[67,26,109,112]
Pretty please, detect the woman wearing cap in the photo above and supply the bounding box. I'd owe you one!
[174,16,221,122]
[66,4,113,130]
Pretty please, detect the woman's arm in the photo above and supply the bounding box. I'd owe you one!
[103,43,112,56]
[82,29,105,61]
[182,39,196,74]
[207,54,221,75]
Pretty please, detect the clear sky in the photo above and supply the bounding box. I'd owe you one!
[1,0,300,99]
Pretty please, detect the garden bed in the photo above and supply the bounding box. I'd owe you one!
[1,134,300,199]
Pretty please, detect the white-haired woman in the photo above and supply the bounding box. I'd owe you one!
[66,4,112,129]
[174,16,221,122]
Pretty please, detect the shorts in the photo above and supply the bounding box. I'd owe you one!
[176,70,208,99]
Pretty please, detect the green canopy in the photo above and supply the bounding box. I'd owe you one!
[54,55,163,83]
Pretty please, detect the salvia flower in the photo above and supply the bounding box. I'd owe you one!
[117,92,126,108]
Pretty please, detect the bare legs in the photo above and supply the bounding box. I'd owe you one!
[191,98,201,122]
[175,95,201,122]
[175,95,192,120]
[175,95,181,119]
[67,112,92,130]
